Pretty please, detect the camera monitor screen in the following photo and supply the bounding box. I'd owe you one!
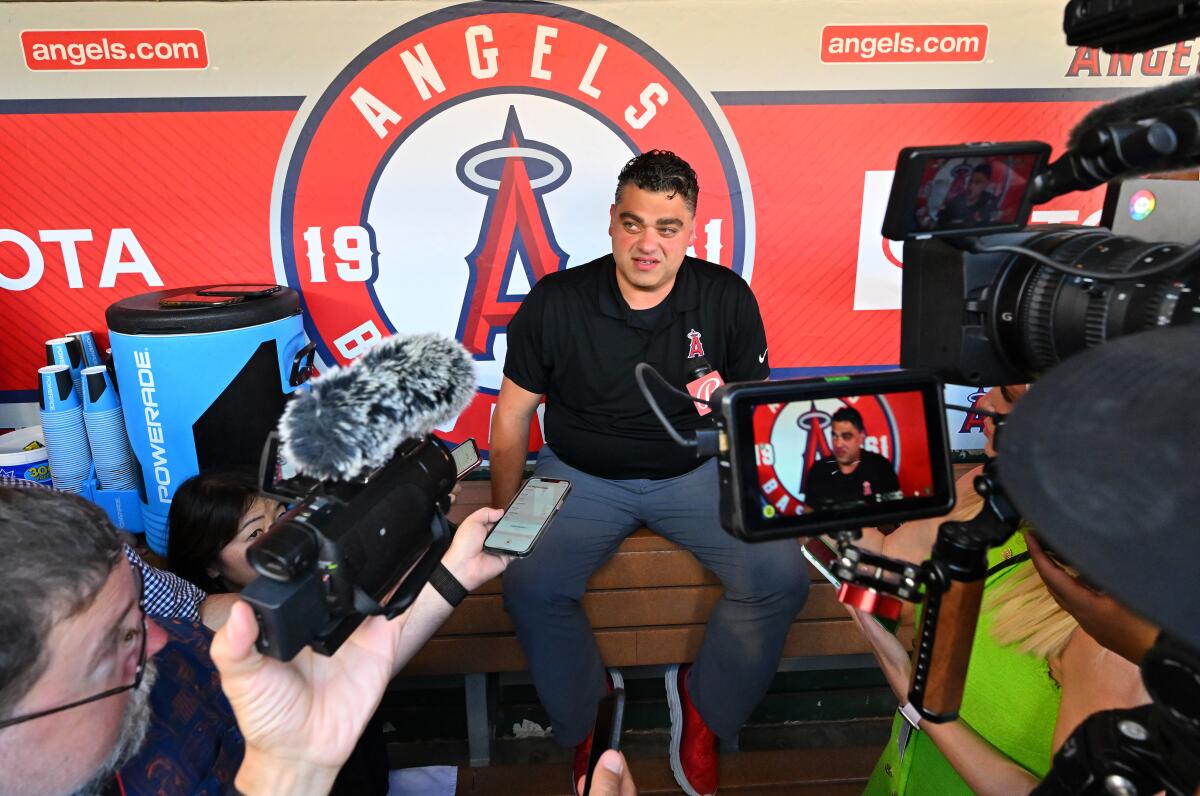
[882,142,1051,241]
[721,371,955,539]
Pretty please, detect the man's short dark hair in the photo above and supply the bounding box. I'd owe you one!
[973,162,993,180]
[615,150,699,215]
[0,488,122,720]
[831,407,865,433]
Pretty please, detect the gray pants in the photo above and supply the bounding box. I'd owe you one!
[502,447,810,745]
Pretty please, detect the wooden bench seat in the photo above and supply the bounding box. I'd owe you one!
[406,526,870,676]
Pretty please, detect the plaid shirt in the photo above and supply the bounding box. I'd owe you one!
[1,475,208,621]
[124,545,207,622]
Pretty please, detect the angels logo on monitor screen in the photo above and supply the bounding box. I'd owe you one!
[277,1,749,457]
[752,393,931,517]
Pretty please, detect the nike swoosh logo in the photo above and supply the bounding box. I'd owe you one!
[758,348,768,363]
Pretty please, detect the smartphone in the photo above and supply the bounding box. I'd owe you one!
[483,476,571,556]
[450,438,481,479]
[159,292,245,309]
[582,689,625,796]
[197,284,283,298]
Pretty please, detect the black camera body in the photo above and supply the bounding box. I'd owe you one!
[241,434,458,661]
[884,143,1199,385]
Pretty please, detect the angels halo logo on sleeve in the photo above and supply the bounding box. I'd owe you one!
[278,1,749,455]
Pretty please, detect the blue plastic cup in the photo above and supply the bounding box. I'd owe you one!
[82,365,120,413]
[37,408,91,492]
[81,367,137,490]
[69,331,104,368]
[46,337,84,397]
[39,365,80,413]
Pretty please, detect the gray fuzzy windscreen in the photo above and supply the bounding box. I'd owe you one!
[279,334,477,481]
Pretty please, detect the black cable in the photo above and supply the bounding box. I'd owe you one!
[964,237,1200,281]
[638,362,715,406]
[633,362,708,448]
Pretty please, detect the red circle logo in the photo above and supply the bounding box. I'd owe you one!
[278,2,749,454]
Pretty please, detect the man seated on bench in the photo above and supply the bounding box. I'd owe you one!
[490,150,810,796]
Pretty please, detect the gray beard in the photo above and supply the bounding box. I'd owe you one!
[71,660,159,796]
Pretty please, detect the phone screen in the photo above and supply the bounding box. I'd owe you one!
[485,477,571,556]
[450,439,481,478]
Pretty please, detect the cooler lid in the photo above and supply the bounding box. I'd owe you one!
[106,285,301,335]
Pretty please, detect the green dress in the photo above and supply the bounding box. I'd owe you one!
[863,531,1061,795]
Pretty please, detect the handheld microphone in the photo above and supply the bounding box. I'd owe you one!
[1031,76,1200,203]
[279,333,477,481]
[685,357,725,417]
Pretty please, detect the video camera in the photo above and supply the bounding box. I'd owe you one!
[239,433,458,661]
[235,332,478,662]
[883,141,1199,386]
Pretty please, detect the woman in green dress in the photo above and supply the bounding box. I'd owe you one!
[852,386,1149,795]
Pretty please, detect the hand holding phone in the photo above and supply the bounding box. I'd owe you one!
[582,689,626,796]
[483,476,570,557]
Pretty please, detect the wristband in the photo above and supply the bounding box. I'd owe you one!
[899,701,923,730]
[428,562,468,607]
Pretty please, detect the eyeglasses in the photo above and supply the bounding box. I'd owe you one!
[0,562,148,730]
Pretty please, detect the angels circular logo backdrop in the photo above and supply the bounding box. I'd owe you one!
[279,1,749,452]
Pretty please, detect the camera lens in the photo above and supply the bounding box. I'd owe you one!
[991,228,1198,378]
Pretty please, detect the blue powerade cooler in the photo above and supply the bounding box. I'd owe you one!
[106,286,314,554]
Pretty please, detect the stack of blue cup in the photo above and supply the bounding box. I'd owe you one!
[38,365,93,493]
[81,366,137,489]
[46,337,85,399]
[69,330,104,368]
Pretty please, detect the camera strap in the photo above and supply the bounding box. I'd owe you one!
[349,508,455,620]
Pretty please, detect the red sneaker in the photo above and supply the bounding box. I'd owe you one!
[572,669,624,796]
[666,663,718,796]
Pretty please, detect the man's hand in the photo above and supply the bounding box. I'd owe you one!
[211,601,406,795]
[1026,534,1159,665]
[575,750,638,796]
[442,506,512,592]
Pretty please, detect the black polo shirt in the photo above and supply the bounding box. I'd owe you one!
[804,450,901,509]
[504,254,769,479]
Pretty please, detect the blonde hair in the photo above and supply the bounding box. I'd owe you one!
[986,541,1078,660]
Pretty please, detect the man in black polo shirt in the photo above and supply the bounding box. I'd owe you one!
[804,406,901,511]
[490,150,809,796]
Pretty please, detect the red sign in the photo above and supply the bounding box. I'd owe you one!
[21,29,209,71]
[0,105,295,395]
[821,24,988,64]
[723,96,1109,370]
[277,5,747,454]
